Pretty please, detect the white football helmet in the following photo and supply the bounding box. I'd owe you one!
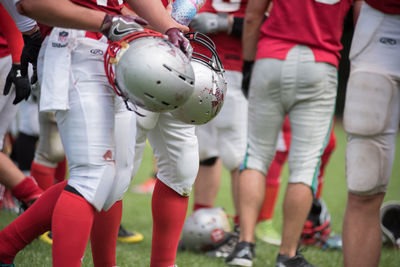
[380,201,400,248]
[105,29,195,112]
[180,207,231,252]
[171,32,227,125]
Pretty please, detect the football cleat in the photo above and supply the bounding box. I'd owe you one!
[207,225,239,258]
[255,219,281,246]
[225,241,255,267]
[118,225,144,243]
[275,253,317,267]
[39,231,53,245]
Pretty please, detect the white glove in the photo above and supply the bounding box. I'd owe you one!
[189,12,230,34]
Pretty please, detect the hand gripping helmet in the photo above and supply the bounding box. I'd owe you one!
[105,29,195,112]
[171,32,227,125]
[300,198,332,247]
[380,201,400,248]
[180,207,231,252]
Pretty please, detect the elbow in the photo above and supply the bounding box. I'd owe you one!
[16,0,37,18]
[244,12,264,28]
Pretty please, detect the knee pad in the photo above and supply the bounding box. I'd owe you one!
[346,136,390,195]
[35,113,65,165]
[199,156,218,166]
[344,71,395,136]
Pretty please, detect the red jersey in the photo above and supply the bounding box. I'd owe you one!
[256,0,353,68]
[196,0,247,71]
[40,0,125,38]
[366,0,400,14]
[71,0,125,14]
[0,31,10,59]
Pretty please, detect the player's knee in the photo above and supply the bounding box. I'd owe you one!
[346,137,390,196]
[344,71,395,136]
[46,145,65,164]
[200,156,218,166]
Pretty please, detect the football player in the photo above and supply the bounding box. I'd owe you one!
[227,0,363,266]
[0,3,43,214]
[342,1,400,266]
[188,0,248,257]
[0,0,190,267]
[256,117,337,247]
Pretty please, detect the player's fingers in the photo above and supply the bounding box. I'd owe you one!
[3,76,12,96]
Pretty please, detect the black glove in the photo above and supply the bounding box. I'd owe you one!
[241,60,254,98]
[21,29,42,84]
[3,64,31,105]
[165,27,192,57]
[100,14,148,41]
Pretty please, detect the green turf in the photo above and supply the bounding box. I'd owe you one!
[1,121,399,266]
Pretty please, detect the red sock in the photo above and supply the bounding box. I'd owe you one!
[31,161,56,190]
[151,180,188,267]
[11,177,43,206]
[258,150,286,222]
[0,181,67,264]
[91,200,122,267]
[54,157,67,184]
[234,215,240,226]
[193,203,212,211]
[52,190,95,267]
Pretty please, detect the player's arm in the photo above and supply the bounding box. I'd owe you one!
[0,3,31,104]
[353,0,363,25]
[126,0,188,33]
[0,3,24,64]
[240,0,270,98]
[242,0,270,61]
[15,0,105,32]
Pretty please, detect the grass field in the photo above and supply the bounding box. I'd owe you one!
[1,120,400,267]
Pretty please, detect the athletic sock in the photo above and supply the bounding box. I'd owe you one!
[11,176,43,206]
[0,181,67,264]
[91,200,122,267]
[31,161,56,190]
[54,157,67,184]
[151,179,188,267]
[52,190,95,267]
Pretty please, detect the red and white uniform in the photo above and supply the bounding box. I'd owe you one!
[38,0,135,211]
[343,0,400,195]
[195,0,248,171]
[242,0,352,191]
[257,0,353,68]
[0,4,23,150]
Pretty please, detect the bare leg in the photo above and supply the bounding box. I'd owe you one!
[230,167,240,220]
[343,192,385,267]
[280,183,313,257]
[239,169,265,243]
[193,158,222,207]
